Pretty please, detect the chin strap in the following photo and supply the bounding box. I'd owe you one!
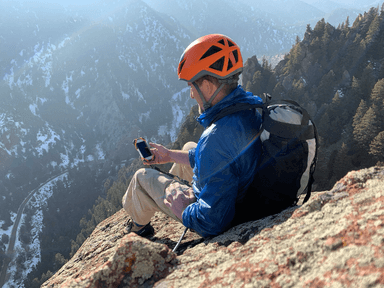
[192,75,239,111]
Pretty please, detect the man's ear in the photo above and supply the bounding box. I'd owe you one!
[201,79,218,98]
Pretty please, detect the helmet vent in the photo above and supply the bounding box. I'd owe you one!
[233,50,239,63]
[218,39,225,45]
[178,60,186,74]
[227,59,233,71]
[209,56,225,71]
[200,45,222,60]
[228,40,235,47]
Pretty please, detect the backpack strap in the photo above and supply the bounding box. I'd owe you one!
[209,102,263,126]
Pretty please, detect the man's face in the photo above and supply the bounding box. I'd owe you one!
[188,82,205,113]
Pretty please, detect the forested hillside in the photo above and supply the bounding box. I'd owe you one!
[244,5,384,190]
[25,5,384,287]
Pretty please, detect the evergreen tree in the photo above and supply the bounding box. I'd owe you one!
[353,14,363,28]
[272,82,286,99]
[366,14,381,43]
[318,111,331,141]
[360,7,379,37]
[352,99,368,131]
[304,24,312,40]
[370,78,384,109]
[353,106,380,150]
[53,253,67,272]
[350,76,363,106]
[345,16,350,30]
[283,42,303,74]
[369,131,384,162]
[313,18,326,38]
[247,71,263,95]
[334,143,352,180]
[288,78,305,102]
[360,63,376,99]
[317,70,336,104]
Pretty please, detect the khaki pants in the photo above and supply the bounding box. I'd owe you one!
[122,142,197,225]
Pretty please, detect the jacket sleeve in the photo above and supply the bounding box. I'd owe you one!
[182,154,239,237]
[188,147,196,168]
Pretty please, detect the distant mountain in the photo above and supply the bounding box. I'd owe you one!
[0,0,194,198]
[141,0,301,59]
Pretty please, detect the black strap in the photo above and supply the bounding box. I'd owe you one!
[263,117,315,140]
[150,165,191,187]
[209,102,263,126]
[210,101,315,140]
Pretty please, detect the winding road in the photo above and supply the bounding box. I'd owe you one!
[0,171,68,288]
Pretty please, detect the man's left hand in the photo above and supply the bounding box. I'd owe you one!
[164,182,195,221]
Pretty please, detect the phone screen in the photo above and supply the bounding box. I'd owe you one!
[136,141,152,158]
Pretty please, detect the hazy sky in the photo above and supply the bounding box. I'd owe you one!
[8,0,101,7]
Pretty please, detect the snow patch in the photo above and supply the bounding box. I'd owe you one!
[135,88,146,103]
[96,143,105,160]
[29,103,38,116]
[75,88,81,99]
[139,111,151,124]
[172,87,189,101]
[60,153,69,168]
[36,125,61,156]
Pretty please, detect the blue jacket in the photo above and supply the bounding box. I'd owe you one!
[182,85,263,237]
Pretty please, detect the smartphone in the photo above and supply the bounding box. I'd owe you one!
[133,138,154,161]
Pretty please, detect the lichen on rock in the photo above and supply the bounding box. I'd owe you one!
[42,166,384,287]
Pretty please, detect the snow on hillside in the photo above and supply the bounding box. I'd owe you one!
[1,173,69,288]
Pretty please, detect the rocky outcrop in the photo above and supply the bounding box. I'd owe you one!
[42,166,384,287]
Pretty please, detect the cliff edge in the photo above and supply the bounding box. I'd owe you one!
[42,166,384,287]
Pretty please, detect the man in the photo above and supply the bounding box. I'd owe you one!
[122,34,263,238]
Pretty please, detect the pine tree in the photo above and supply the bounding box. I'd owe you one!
[313,18,326,38]
[345,16,350,30]
[295,35,301,45]
[350,76,363,106]
[361,7,379,37]
[352,99,368,130]
[353,14,363,28]
[304,24,312,40]
[318,111,331,142]
[369,131,384,162]
[353,106,380,150]
[317,70,336,104]
[272,82,286,99]
[248,71,263,95]
[370,78,384,109]
[360,63,376,99]
[334,142,351,180]
[366,14,381,43]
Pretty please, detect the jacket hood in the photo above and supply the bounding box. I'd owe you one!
[196,85,263,128]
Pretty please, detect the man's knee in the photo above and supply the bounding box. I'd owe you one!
[182,141,197,151]
[134,168,151,183]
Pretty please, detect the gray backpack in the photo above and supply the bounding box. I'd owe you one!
[210,95,318,225]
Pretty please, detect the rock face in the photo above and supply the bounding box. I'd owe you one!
[42,166,384,288]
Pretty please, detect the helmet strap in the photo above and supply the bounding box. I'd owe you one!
[192,75,238,111]
[192,82,226,111]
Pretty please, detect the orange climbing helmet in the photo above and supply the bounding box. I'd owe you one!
[177,34,243,83]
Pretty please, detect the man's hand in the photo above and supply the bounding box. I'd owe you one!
[164,182,196,221]
[143,142,191,166]
[143,143,171,165]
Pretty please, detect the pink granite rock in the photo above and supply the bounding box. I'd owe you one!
[42,166,384,287]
